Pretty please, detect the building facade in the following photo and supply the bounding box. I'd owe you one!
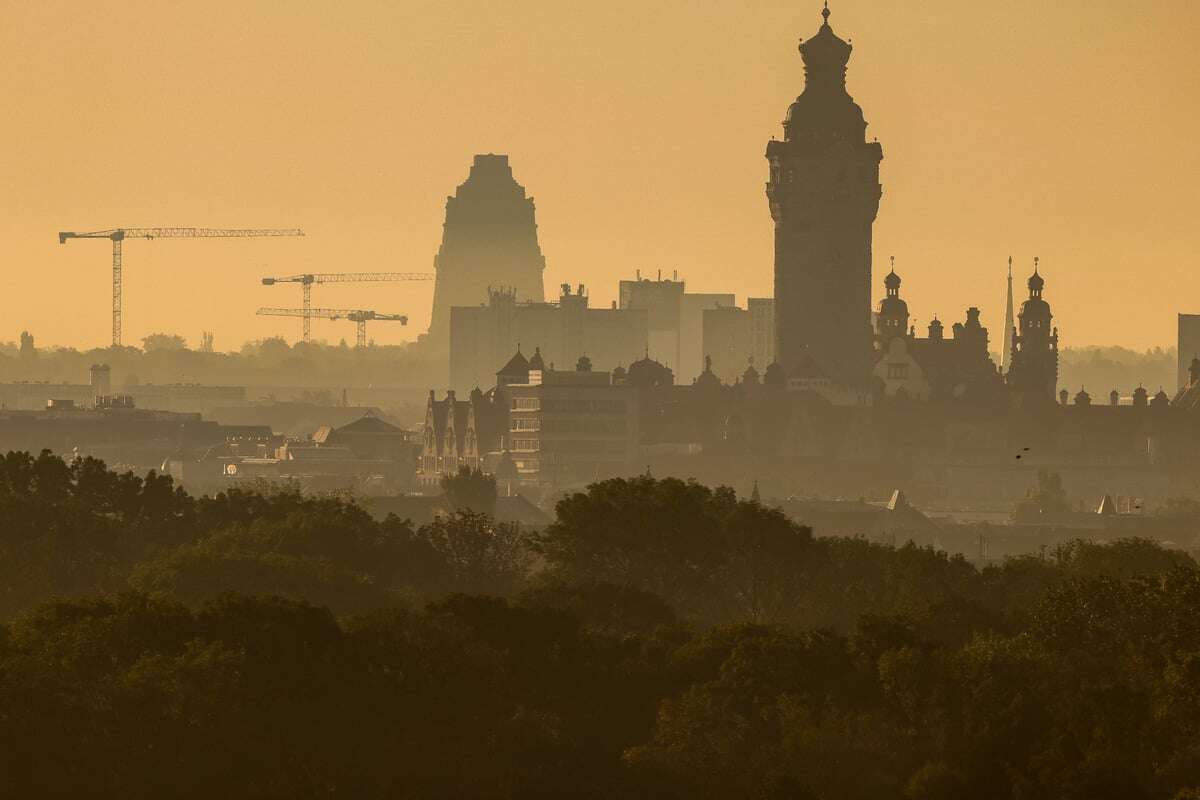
[872,267,1003,404]
[748,297,776,368]
[703,306,752,384]
[449,284,649,392]
[618,274,733,382]
[1178,313,1200,391]
[502,361,638,488]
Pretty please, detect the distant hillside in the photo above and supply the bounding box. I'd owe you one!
[1058,346,1176,396]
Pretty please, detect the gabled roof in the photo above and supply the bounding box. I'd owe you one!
[498,349,530,376]
[336,413,404,435]
[428,397,476,456]
[791,352,828,380]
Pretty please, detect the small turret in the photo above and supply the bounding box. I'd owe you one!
[1008,257,1059,402]
[876,256,909,343]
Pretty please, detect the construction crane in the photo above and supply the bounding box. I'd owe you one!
[260,272,432,340]
[58,227,305,347]
[256,307,408,348]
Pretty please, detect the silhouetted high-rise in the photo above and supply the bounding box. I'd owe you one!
[766,4,883,388]
[428,154,546,347]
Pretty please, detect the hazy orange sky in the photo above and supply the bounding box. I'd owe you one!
[3,0,1198,351]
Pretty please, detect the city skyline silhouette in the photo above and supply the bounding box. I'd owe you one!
[1,0,1197,349]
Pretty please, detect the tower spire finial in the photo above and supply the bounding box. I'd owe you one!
[889,255,895,274]
[822,1,831,24]
[1034,256,1040,274]
[1008,255,1013,277]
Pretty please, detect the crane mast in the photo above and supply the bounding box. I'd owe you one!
[59,227,304,347]
[256,307,408,348]
[260,272,432,340]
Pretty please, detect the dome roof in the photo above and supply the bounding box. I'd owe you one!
[799,5,852,74]
[1020,296,1051,317]
[1028,271,1045,293]
[627,354,674,388]
[884,270,901,291]
[695,355,722,389]
[880,296,908,316]
[782,4,866,146]
[784,95,866,146]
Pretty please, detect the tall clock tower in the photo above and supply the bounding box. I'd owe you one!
[766,4,883,388]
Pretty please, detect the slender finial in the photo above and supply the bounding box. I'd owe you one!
[822,1,831,24]
[1008,255,1013,277]
[890,255,895,274]
[1034,256,1040,273]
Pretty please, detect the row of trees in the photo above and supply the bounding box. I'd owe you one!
[0,334,439,390]
[1,451,1199,797]
[1058,345,1176,397]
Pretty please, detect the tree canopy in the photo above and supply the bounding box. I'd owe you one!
[0,452,1198,798]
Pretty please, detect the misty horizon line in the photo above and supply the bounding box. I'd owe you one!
[0,333,1178,357]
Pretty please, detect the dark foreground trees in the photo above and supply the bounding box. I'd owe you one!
[2,580,1199,799]
[1,452,1200,798]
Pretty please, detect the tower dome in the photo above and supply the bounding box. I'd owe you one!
[799,5,853,79]
[1027,257,1045,297]
[884,269,901,293]
[784,4,867,146]
[1020,259,1050,318]
[876,258,909,342]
